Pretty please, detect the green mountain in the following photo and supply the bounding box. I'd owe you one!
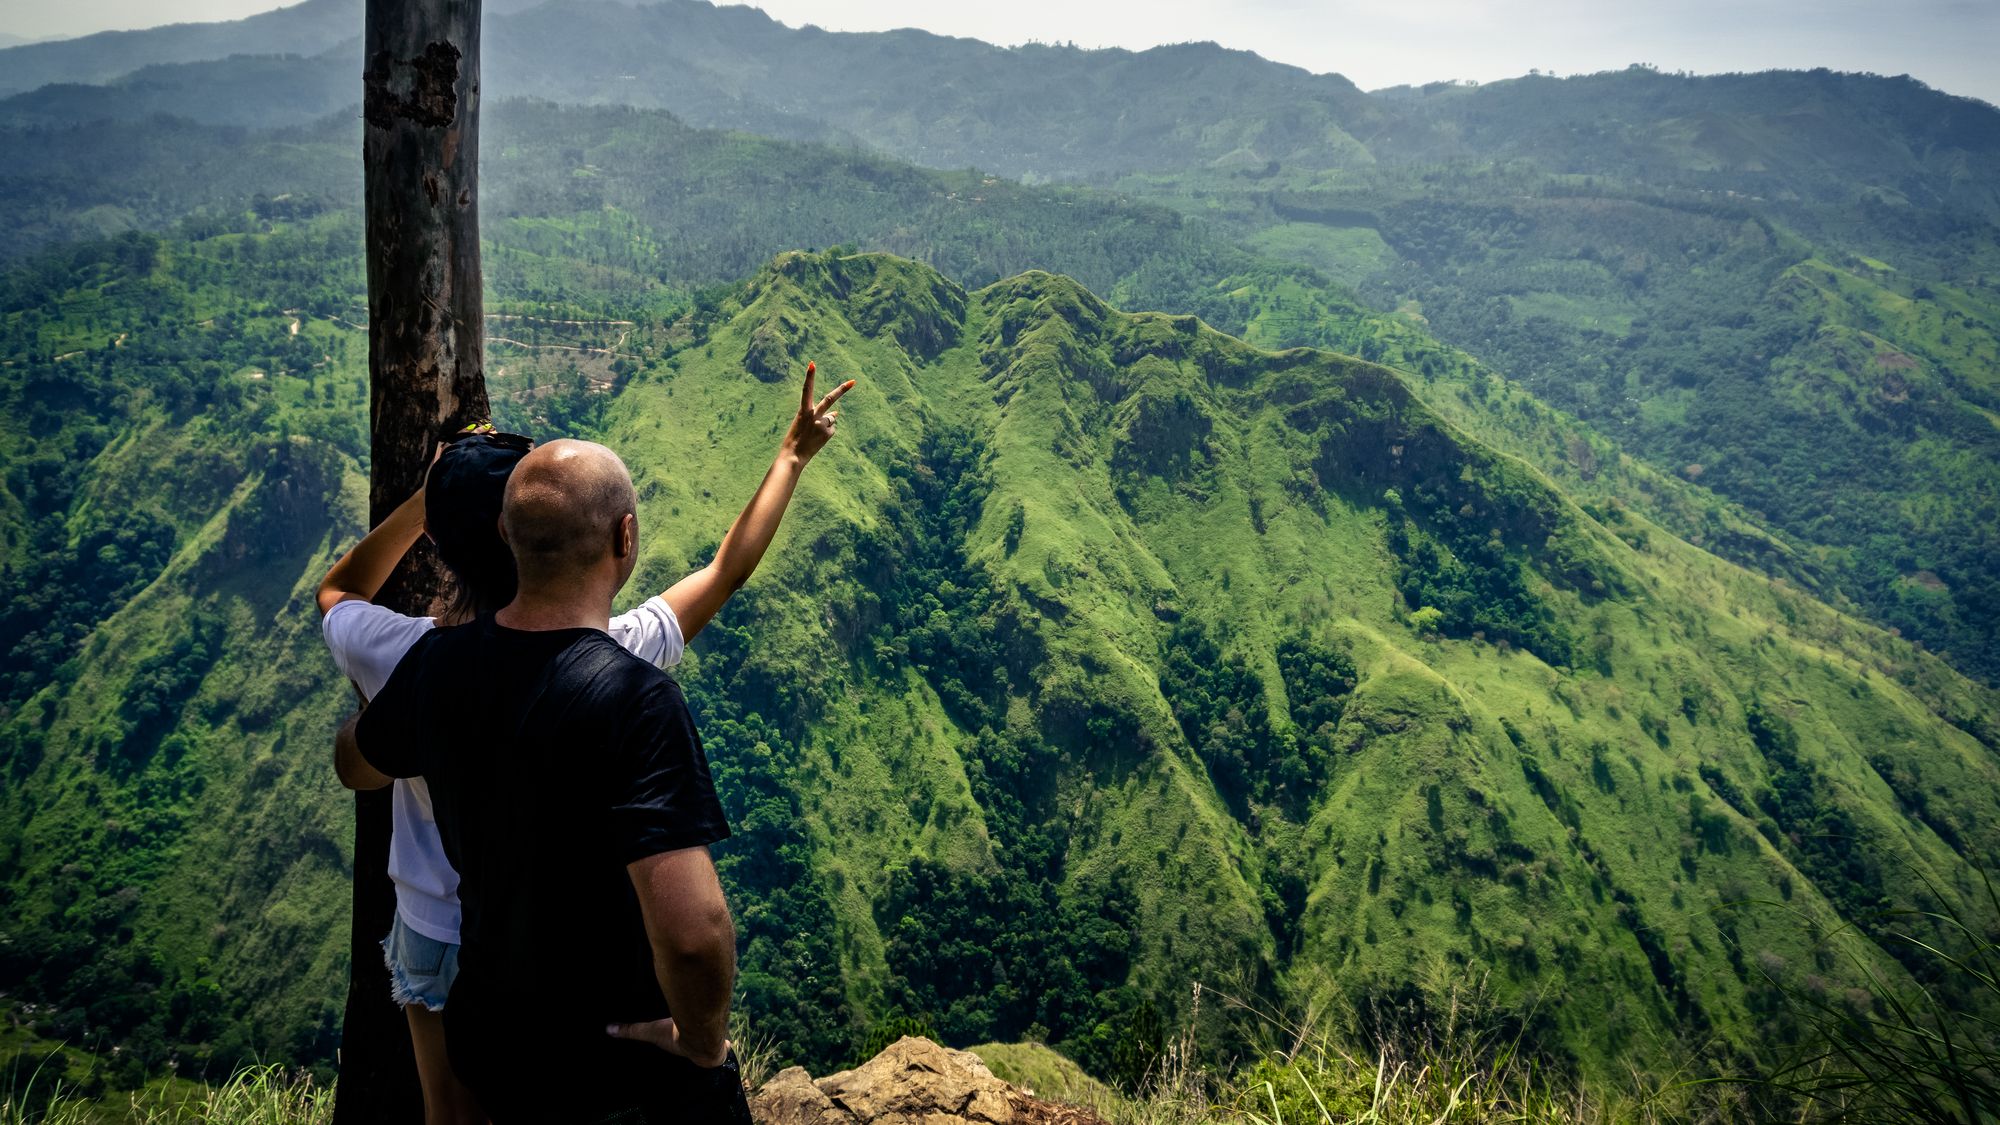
[6,3,1997,682]
[3,204,1996,1095]
[0,100,1779,566]
[630,251,2000,1080]
[12,2,1996,218]
[0,101,1880,617]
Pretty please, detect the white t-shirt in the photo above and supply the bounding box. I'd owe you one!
[322,596,687,944]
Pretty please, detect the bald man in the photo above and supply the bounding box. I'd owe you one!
[347,372,850,1122]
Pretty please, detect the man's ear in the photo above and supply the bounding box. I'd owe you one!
[615,512,636,559]
[494,512,507,546]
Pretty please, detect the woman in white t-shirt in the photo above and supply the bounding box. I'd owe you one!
[316,366,853,1124]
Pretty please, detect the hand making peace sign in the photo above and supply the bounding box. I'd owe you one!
[783,361,855,464]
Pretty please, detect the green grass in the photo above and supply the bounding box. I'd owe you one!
[971,1041,1123,1111]
[1,1066,328,1125]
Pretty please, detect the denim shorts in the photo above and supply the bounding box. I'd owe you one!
[381,914,460,1012]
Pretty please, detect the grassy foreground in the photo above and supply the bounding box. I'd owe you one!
[12,950,1996,1125]
[1,1065,329,1125]
[10,866,1994,1124]
[3,1042,1643,1125]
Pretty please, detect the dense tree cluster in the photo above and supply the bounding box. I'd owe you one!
[675,591,860,1071]
[877,859,1137,1052]
[1383,495,1576,667]
[1355,190,2000,680]
[1161,621,1356,820]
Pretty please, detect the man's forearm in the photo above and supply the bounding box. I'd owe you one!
[653,919,736,1058]
[621,848,739,1064]
[333,713,392,791]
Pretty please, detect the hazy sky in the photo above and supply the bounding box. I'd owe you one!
[2,0,1994,105]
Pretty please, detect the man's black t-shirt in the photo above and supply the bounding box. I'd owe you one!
[355,616,731,1119]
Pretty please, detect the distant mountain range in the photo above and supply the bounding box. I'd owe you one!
[6,0,1992,679]
[5,0,1996,219]
[0,0,359,93]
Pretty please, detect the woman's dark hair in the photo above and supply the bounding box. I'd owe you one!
[435,539,517,624]
[424,431,532,622]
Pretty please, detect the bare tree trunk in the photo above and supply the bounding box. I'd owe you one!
[337,2,486,1120]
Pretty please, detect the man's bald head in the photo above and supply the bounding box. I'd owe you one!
[502,439,639,590]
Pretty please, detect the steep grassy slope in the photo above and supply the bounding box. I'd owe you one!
[0,244,372,1070]
[619,251,2000,1082]
[0,217,648,1074]
[1193,177,2000,680]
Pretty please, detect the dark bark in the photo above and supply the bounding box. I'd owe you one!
[337,2,486,1121]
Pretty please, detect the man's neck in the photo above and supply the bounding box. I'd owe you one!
[495,585,614,633]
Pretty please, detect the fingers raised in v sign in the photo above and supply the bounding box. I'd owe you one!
[800,360,855,416]
[815,377,855,415]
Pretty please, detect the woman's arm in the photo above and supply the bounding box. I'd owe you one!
[316,485,427,616]
[333,711,392,790]
[662,362,853,641]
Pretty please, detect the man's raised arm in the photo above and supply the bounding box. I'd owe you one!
[662,362,853,640]
[607,846,737,1067]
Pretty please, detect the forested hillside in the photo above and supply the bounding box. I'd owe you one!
[0,0,1997,1110]
[0,101,1855,618]
[3,211,1997,1097]
[0,102,1798,594]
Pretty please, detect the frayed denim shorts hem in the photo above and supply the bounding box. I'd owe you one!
[381,913,459,1012]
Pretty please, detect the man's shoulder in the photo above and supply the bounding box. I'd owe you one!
[570,632,684,702]
[584,632,688,692]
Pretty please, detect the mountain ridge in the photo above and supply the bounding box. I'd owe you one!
[8,0,1995,218]
[597,247,2000,1080]
[0,0,360,97]
[5,6,1992,672]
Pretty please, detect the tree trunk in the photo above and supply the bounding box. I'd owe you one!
[337,2,486,1120]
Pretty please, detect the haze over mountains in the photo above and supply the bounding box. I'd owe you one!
[7,0,1999,209]
[0,0,1997,1105]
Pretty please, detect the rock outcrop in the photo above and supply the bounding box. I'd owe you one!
[749,1037,1105,1125]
